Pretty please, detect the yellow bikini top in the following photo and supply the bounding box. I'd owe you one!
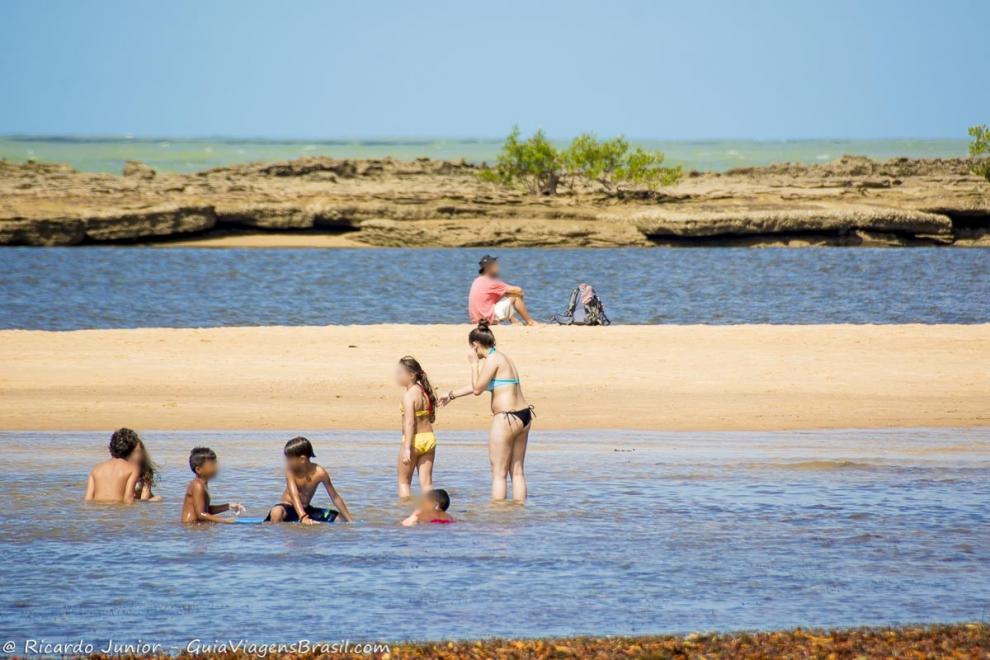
[400,383,433,418]
[400,405,431,418]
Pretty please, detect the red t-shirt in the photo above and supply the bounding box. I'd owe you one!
[468,275,508,323]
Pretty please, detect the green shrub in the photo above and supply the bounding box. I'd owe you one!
[479,126,564,195]
[565,133,682,191]
[614,146,683,190]
[481,128,682,194]
[564,134,630,189]
[969,125,990,181]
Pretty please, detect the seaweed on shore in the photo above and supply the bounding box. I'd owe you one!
[376,624,989,659]
[71,623,990,659]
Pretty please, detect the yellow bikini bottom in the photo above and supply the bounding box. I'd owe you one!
[411,432,437,454]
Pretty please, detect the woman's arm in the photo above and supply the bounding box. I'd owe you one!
[471,357,499,395]
[443,354,498,403]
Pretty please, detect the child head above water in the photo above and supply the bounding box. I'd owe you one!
[188,446,218,479]
[429,488,450,512]
[283,436,315,474]
[420,488,450,515]
[129,437,158,488]
[109,427,141,460]
[402,488,453,526]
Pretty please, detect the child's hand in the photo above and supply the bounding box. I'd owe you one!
[229,502,245,514]
[467,349,478,363]
[301,516,319,525]
[438,393,451,407]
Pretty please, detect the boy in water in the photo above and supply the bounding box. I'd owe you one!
[401,488,454,526]
[85,428,142,503]
[265,436,354,524]
[180,447,245,524]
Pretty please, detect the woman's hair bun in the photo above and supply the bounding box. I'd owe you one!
[469,318,496,347]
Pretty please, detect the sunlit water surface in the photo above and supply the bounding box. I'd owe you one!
[1,429,987,648]
[1,247,987,329]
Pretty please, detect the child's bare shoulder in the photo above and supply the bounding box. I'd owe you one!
[185,478,204,493]
[313,463,330,479]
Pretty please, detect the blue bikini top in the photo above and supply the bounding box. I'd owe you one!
[485,347,520,391]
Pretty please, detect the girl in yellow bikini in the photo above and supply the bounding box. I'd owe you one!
[396,356,438,498]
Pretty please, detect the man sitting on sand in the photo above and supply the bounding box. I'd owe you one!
[468,255,537,325]
[84,428,142,503]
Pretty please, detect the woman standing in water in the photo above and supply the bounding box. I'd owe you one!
[440,320,533,501]
[395,356,438,498]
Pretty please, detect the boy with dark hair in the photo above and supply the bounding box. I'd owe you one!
[84,428,142,503]
[401,488,454,526]
[265,436,354,524]
[180,447,245,524]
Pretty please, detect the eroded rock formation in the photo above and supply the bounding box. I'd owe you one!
[1,155,987,247]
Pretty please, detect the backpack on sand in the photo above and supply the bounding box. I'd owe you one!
[551,283,611,326]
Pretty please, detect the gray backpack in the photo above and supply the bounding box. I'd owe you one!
[551,283,611,326]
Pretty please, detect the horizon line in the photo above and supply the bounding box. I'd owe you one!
[0,133,972,145]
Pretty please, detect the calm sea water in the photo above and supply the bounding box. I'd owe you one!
[0,429,987,646]
[0,247,987,329]
[0,136,970,174]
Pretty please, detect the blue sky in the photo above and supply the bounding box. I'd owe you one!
[0,0,986,139]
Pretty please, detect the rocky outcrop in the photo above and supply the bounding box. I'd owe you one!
[122,160,156,180]
[631,207,955,242]
[0,155,987,247]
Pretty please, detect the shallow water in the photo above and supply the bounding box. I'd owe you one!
[0,136,970,174]
[1,247,987,329]
[1,429,987,647]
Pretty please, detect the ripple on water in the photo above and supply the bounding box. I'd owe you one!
[0,428,987,645]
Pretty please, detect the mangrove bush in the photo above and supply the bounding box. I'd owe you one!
[969,125,990,181]
[481,127,682,195]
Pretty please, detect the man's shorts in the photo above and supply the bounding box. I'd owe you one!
[492,296,516,322]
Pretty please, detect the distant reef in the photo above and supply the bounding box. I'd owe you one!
[1,154,988,247]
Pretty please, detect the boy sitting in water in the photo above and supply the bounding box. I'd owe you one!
[85,428,143,503]
[265,437,354,524]
[180,447,245,524]
[401,488,454,526]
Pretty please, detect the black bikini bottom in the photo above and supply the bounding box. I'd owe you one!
[501,406,534,428]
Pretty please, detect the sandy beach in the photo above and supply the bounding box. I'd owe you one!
[1,324,986,431]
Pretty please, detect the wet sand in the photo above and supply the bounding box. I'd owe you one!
[151,229,367,248]
[0,324,987,431]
